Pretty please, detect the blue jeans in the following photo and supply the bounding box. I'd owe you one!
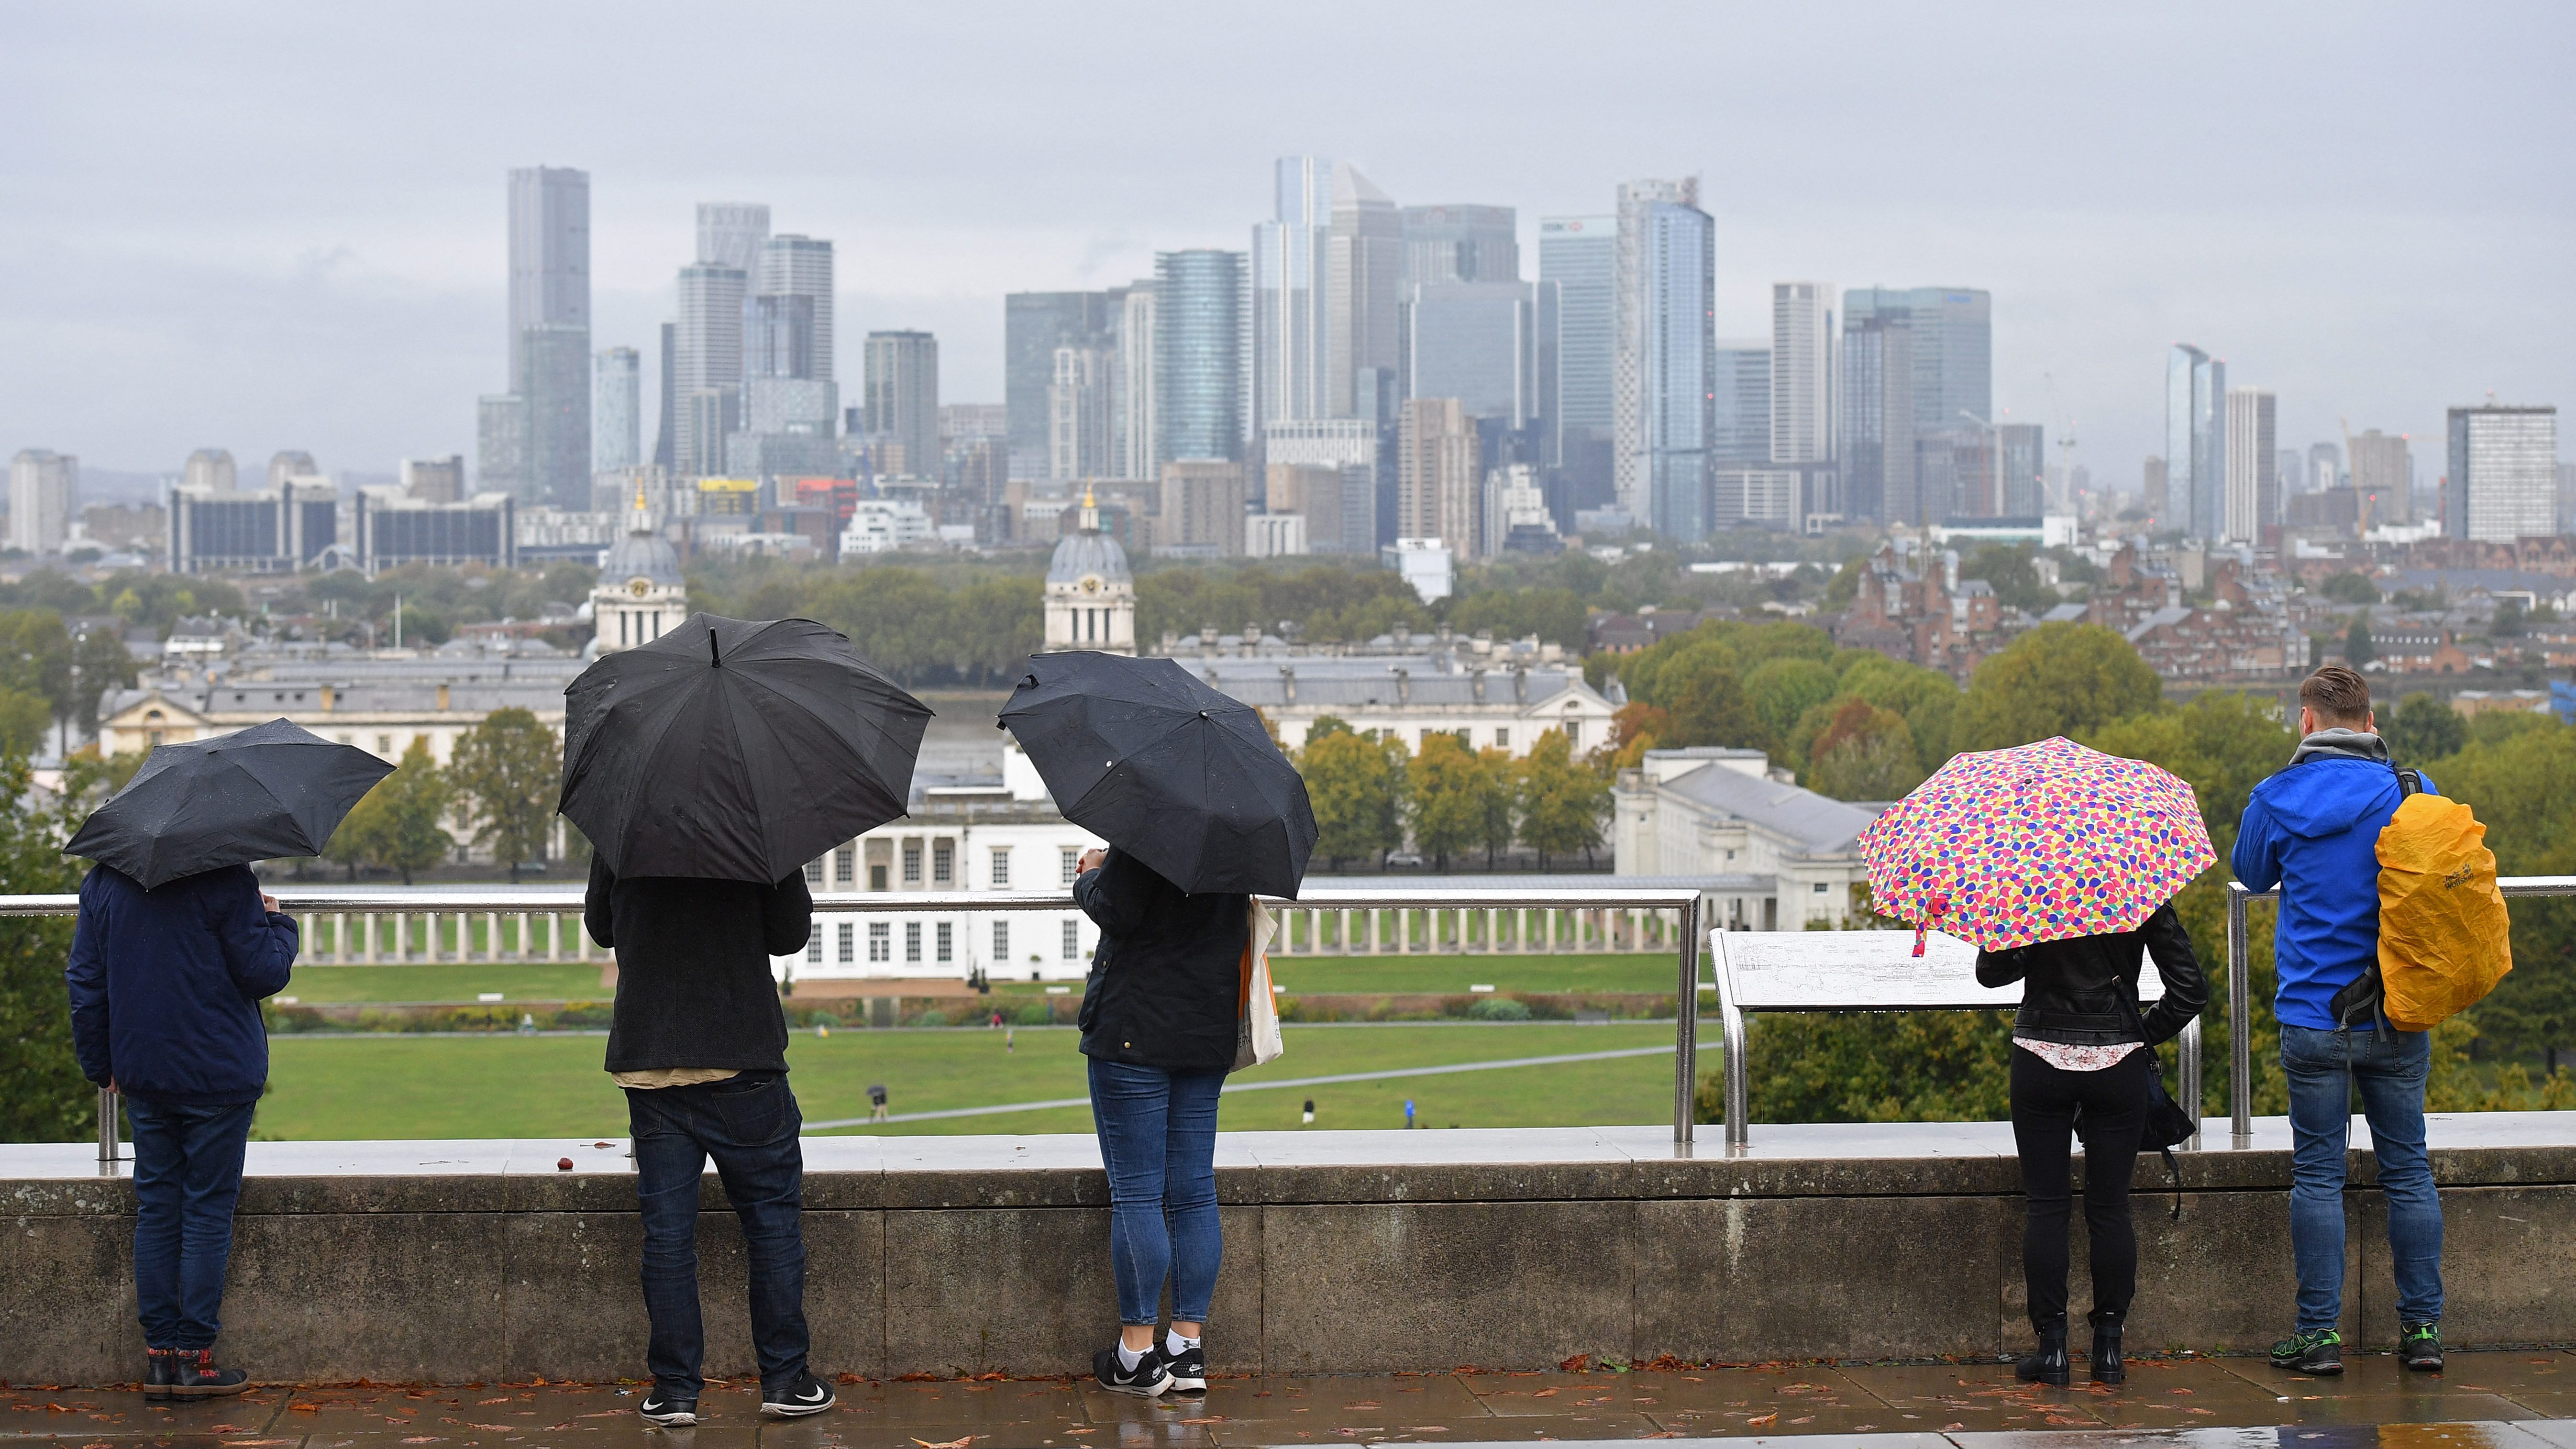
[1088,1058,1224,1327]
[627,1072,808,1396]
[2280,1024,2444,1331]
[126,1097,256,1351]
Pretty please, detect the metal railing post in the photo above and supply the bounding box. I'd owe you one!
[2227,881,2253,1147]
[2178,1015,2203,1149]
[1673,895,1701,1147]
[97,1086,121,1165]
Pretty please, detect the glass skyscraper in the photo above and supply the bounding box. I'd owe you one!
[1400,204,1518,287]
[1254,156,1333,433]
[1006,292,1119,474]
[1636,199,1715,541]
[1155,249,1246,464]
[506,166,590,507]
[2166,344,2225,538]
[592,347,640,472]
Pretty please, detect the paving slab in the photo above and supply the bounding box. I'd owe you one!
[0,1386,291,1438]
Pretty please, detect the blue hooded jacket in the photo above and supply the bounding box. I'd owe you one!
[64,863,299,1108]
[2230,730,2431,1032]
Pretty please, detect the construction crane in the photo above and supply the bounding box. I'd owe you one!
[2041,373,2079,512]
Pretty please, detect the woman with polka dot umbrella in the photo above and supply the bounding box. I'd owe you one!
[1859,735,2215,954]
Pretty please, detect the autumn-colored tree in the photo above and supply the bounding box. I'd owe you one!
[447,708,559,881]
[1296,721,1407,871]
[1517,729,1609,870]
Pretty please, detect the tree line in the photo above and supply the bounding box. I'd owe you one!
[1294,720,1610,872]
[317,708,568,884]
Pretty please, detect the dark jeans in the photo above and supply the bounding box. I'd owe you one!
[1088,1058,1224,1327]
[627,1072,807,1396]
[2281,1023,2443,1331]
[2010,1047,2149,1332]
[126,1096,256,1351]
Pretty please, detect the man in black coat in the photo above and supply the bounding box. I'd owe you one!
[587,857,835,1425]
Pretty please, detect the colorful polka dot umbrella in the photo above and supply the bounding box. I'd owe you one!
[1859,735,2215,954]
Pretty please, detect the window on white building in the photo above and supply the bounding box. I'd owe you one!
[1061,919,1080,960]
[992,919,1009,962]
[805,924,821,962]
[1564,719,1582,749]
[903,844,922,885]
[1494,728,1509,750]
[990,847,1011,887]
[834,846,855,886]
[804,859,824,885]
[836,922,854,963]
[905,921,922,962]
[932,841,953,885]
[935,922,952,963]
[376,734,393,754]
[1814,882,1830,894]
[1060,848,1079,886]
[869,863,888,890]
[868,922,891,962]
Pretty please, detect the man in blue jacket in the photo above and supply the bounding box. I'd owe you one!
[2231,665,2443,1377]
[65,862,298,1398]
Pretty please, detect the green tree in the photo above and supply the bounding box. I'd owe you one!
[2381,691,2468,766]
[1472,746,1520,868]
[2319,571,2381,606]
[1296,724,1407,871]
[331,740,454,885]
[1697,1009,2017,1126]
[1950,621,2161,753]
[1516,729,1608,870]
[0,610,72,752]
[1804,697,1924,801]
[1743,657,1839,761]
[2491,598,2528,638]
[1826,653,1963,774]
[2343,616,2375,667]
[1407,732,1483,871]
[2436,720,2576,1068]
[1959,543,2052,614]
[0,754,98,1141]
[68,622,138,738]
[446,708,559,881]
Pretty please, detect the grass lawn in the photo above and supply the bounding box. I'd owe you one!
[254,1021,1683,1139]
[278,953,1691,1005]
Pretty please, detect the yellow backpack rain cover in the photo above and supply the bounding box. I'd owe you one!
[2375,789,2512,1032]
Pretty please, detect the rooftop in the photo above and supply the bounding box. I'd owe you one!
[1653,757,1884,854]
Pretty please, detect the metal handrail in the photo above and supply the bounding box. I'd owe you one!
[39,882,1706,1165]
[2224,874,2576,1146]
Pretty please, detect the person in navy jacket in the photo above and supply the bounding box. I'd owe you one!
[65,862,297,1398]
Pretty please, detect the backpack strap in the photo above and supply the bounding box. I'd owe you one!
[2396,767,2423,797]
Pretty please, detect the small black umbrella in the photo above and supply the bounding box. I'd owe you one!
[559,612,933,883]
[997,651,1316,898]
[65,717,396,888]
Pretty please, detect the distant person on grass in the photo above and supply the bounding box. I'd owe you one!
[587,855,836,1425]
[2233,664,2446,1376]
[1072,843,1250,1398]
[65,863,298,1399]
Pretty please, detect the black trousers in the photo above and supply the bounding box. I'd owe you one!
[2010,1045,2149,1332]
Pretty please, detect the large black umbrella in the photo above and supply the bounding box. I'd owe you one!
[66,717,396,888]
[559,612,932,883]
[998,651,1316,897]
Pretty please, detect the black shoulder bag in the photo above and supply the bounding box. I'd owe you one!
[2114,987,2196,1220]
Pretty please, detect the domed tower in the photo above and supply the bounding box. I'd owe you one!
[592,482,688,653]
[1043,488,1135,654]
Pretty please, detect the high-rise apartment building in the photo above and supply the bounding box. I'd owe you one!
[1049,345,1116,481]
[2445,405,2558,542]
[1401,204,1517,287]
[1154,251,1246,464]
[1712,341,1770,468]
[1254,156,1334,437]
[507,167,590,507]
[863,331,940,480]
[2349,429,2411,527]
[2222,388,2277,543]
[673,262,748,476]
[1611,180,1714,537]
[1158,460,1249,557]
[1769,283,1835,467]
[741,235,838,449]
[1539,215,1616,505]
[1840,286,1992,522]
[402,456,464,505]
[1006,292,1120,474]
[1398,398,1481,556]
[1116,285,1158,482]
[1404,282,1540,428]
[653,322,677,470]
[593,347,641,472]
[2308,440,2343,493]
[1260,419,1378,553]
[695,203,770,280]
[758,236,833,379]
[1327,164,1404,421]
[2165,345,2226,538]
[9,450,77,554]
[267,451,317,488]
[477,393,527,494]
[1999,423,2047,518]
[183,449,236,494]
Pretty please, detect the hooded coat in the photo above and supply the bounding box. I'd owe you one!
[2230,728,2434,1031]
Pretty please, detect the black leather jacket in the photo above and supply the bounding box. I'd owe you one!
[1973,901,2209,1048]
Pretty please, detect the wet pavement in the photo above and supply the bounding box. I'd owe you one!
[5,1350,2574,1449]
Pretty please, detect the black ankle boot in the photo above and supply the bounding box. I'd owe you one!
[2017,1321,2070,1386]
[2089,1310,2125,1384]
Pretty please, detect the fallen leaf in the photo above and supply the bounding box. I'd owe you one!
[1531,1389,1558,1399]
[911,1438,976,1449]
[1559,1355,1592,1373]
[480,1398,512,1405]
[1408,1429,1447,1434]
[1747,1414,1778,1427]
[402,1438,443,1444]
[1945,1427,1965,1432]
[1791,1416,1814,1424]
[1182,1417,1226,1425]
[1346,1401,1382,1408]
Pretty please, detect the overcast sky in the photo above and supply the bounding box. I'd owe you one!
[5,1,2569,496]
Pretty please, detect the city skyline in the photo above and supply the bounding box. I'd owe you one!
[2,2,2568,491]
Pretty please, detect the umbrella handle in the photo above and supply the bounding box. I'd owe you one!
[1912,891,1950,959]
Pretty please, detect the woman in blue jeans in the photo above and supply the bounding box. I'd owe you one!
[1072,844,1249,1397]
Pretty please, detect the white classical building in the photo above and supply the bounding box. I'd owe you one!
[780,743,1106,984]
[1610,747,1882,930]
[1041,490,1137,654]
[590,497,688,654]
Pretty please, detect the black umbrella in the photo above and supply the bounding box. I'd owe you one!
[65,717,396,888]
[559,612,932,883]
[997,651,1316,898]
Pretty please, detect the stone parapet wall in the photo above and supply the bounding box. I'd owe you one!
[5,1118,2575,1386]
